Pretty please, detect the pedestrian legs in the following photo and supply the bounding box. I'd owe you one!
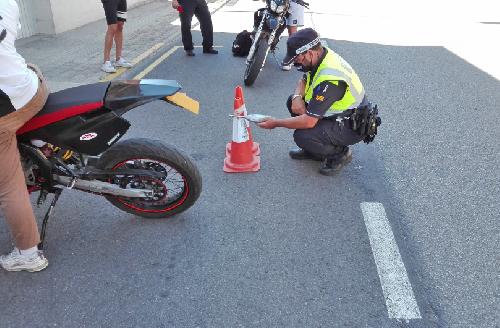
[179,5,195,51]
[193,0,214,50]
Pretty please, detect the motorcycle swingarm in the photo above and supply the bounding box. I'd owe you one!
[53,175,155,198]
[78,168,165,180]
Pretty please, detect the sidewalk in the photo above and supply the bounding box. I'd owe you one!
[16,0,229,92]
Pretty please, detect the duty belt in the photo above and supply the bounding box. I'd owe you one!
[350,102,381,144]
[323,108,355,120]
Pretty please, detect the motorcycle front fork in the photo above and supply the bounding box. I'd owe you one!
[247,15,286,66]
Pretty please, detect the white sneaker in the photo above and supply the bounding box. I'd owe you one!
[101,61,116,73]
[0,248,48,272]
[281,63,293,71]
[115,57,133,68]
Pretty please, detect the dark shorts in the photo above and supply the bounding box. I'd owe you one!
[102,0,127,25]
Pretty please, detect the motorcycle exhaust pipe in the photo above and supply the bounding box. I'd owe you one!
[53,175,154,198]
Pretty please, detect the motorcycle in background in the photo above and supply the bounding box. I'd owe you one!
[6,79,203,249]
[244,0,309,86]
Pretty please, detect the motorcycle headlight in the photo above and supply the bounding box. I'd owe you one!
[270,0,286,14]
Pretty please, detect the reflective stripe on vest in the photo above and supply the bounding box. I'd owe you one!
[305,48,365,116]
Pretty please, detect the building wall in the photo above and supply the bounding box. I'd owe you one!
[50,0,152,34]
[32,0,55,36]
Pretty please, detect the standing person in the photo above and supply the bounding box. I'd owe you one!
[257,28,380,176]
[101,0,133,73]
[171,0,218,56]
[281,0,305,70]
[0,0,50,272]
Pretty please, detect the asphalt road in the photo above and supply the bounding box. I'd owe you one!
[1,1,499,327]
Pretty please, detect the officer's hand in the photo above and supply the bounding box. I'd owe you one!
[172,0,180,9]
[257,118,277,129]
[291,97,306,115]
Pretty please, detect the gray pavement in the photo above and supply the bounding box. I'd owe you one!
[2,0,500,327]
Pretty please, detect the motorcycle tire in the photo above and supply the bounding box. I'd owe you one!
[96,138,202,219]
[244,37,270,86]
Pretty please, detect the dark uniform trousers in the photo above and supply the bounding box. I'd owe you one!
[178,0,214,51]
[287,95,366,160]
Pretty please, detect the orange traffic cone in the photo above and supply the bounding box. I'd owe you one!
[225,86,260,156]
[223,86,260,173]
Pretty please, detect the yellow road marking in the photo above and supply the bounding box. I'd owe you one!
[133,45,223,80]
[99,42,165,82]
[133,46,181,80]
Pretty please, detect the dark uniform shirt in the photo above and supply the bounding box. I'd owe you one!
[303,47,347,119]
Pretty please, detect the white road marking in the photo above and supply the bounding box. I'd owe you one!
[360,202,422,320]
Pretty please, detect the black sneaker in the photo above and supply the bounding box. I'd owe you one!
[186,49,195,56]
[203,48,218,54]
[318,149,353,176]
[289,148,322,161]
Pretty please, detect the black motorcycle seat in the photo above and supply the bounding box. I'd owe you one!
[17,82,109,135]
[40,82,109,116]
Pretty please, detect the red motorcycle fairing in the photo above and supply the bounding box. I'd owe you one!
[16,80,184,156]
[17,82,109,135]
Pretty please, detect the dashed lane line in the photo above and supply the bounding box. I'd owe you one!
[360,202,422,320]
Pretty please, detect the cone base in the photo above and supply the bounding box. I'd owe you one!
[223,155,260,173]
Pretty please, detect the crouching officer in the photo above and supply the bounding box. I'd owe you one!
[257,28,380,175]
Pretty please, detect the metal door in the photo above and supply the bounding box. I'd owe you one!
[16,0,37,39]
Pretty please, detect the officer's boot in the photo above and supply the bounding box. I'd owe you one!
[289,148,323,161]
[318,148,352,176]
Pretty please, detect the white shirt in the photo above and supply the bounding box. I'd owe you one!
[0,0,38,110]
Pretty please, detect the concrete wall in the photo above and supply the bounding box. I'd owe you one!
[49,0,153,34]
[32,0,55,35]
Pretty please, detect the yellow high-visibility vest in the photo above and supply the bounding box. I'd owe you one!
[305,47,365,116]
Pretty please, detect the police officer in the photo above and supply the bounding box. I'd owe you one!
[258,28,371,176]
[171,0,218,56]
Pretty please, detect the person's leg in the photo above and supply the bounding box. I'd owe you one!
[287,25,298,36]
[194,0,216,53]
[286,2,304,34]
[102,0,119,72]
[115,21,124,61]
[102,0,119,62]
[300,118,362,175]
[292,118,363,175]
[282,3,304,70]
[178,0,195,53]
[114,0,132,67]
[104,24,117,63]
[293,120,341,159]
[0,134,40,250]
[0,72,49,272]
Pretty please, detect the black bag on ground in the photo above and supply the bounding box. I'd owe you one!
[232,30,253,57]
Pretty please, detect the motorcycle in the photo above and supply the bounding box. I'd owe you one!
[243,0,309,86]
[10,79,203,249]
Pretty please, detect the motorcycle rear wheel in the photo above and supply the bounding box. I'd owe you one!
[97,138,202,219]
[244,37,269,86]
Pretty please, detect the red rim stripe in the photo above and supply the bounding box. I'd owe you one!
[17,101,104,135]
[111,158,190,213]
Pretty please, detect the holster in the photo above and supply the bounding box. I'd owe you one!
[350,102,381,144]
